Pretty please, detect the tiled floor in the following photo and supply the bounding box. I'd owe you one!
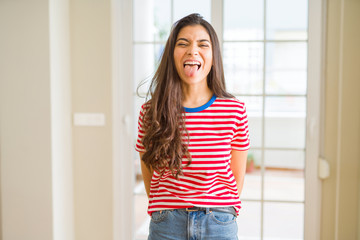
[134,169,304,240]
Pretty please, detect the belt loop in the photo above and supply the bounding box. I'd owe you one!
[205,208,211,214]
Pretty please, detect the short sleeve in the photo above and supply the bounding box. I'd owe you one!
[135,103,147,153]
[231,103,250,151]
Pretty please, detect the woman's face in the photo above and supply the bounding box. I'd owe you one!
[173,25,213,87]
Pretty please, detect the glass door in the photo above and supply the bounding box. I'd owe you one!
[222,0,308,239]
[131,0,316,239]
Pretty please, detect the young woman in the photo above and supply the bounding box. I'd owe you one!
[135,13,250,240]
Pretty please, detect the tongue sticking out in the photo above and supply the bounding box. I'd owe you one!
[184,65,198,77]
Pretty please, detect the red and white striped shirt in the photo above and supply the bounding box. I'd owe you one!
[135,96,250,215]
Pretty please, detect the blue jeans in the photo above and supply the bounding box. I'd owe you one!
[148,208,238,240]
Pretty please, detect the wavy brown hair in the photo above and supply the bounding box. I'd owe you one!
[141,13,233,178]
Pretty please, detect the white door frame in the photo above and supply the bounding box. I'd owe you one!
[305,0,326,239]
[111,0,134,240]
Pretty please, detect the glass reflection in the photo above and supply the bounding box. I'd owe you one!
[265,42,307,95]
[224,0,264,40]
[134,0,171,42]
[264,202,304,239]
[224,43,263,95]
[237,201,262,239]
[173,0,211,23]
[264,97,306,149]
[264,150,305,201]
[266,0,308,40]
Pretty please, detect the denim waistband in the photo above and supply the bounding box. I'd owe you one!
[178,206,237,216]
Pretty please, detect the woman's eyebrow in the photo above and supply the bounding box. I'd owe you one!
[198,39,210,43]
[176,38,190,42]
[176,38,210,43]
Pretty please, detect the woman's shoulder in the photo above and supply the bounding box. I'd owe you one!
[215,96,247,109]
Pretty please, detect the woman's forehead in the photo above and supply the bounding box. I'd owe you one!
[176,25,211,41]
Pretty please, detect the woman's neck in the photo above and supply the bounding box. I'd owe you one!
[182,83,213,108]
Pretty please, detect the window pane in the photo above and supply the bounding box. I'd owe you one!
[265,149,305,170]
[265,42,307,94]
[264,150,305,201]
[266,0,308,40]
[133,44,164,94]
[237,201,261,239]
[224,0,264,40]
[154,0,172,41]
[264,97,306,148]
[224,43,263,95]
[134,0,171,42]
[134,187,150,239]
[265,96,306,113]
[264,202,304,240]
[242,149,262,200]
[237,96,263,148]
[173,0,211,23]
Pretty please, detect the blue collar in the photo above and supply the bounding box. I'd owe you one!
[183,94,217,113]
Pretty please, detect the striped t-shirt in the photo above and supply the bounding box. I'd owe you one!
[135,95,250,215]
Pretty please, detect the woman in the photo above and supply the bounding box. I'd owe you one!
[135,13,250,239]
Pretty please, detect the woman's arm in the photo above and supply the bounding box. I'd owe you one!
[139,153,154,198]
[230,150,248,198]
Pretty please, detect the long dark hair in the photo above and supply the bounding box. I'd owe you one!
[141,13,232,178]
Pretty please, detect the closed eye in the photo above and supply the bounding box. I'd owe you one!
[176,38,190,46]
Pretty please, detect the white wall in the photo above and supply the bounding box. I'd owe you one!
[0,0,75,239]
[70,0,114,239]
[0,1,54,239]
[0,0,115,239]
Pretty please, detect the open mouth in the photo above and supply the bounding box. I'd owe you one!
[183,60,201,70]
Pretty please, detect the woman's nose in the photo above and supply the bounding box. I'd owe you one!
[187,45,199,55]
